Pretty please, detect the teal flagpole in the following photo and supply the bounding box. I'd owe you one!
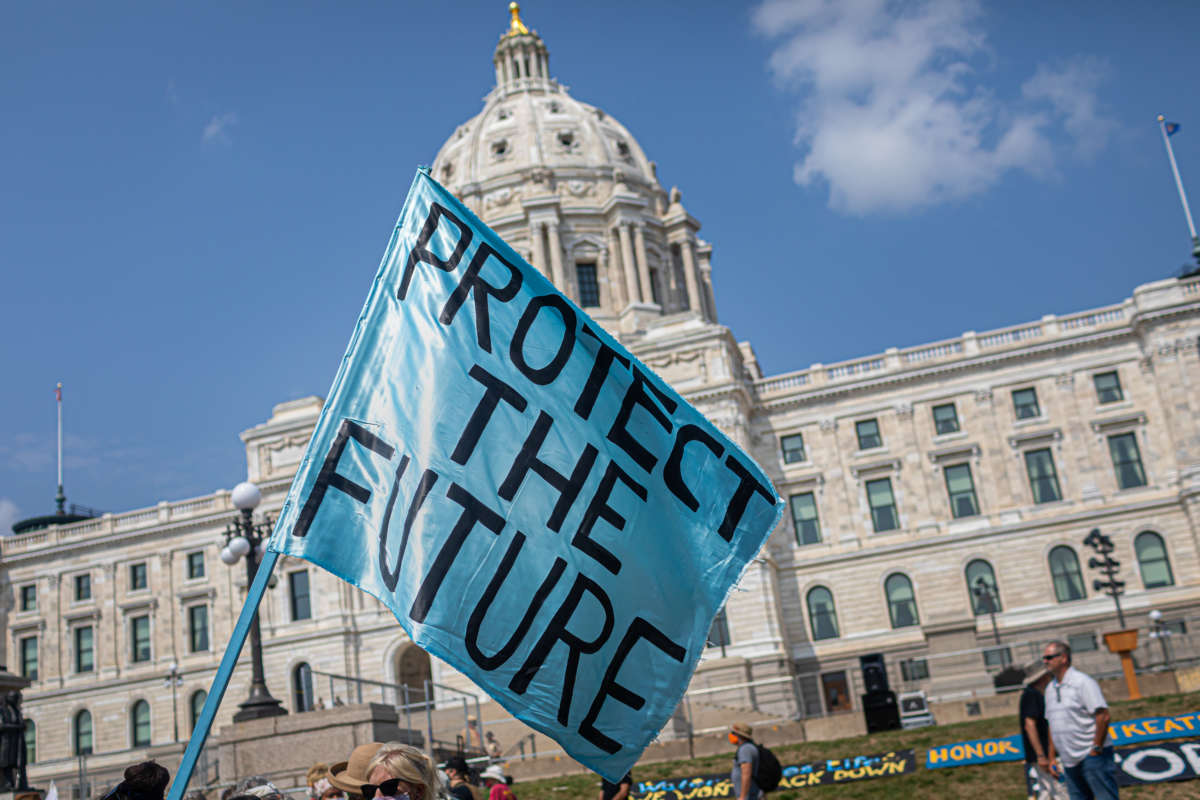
[166,549,281,800]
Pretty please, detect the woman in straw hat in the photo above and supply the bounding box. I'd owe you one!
[328,743,384,799]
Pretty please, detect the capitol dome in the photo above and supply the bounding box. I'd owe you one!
[430,3,717,336]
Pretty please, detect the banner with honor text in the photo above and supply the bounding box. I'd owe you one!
[267,170,784,780]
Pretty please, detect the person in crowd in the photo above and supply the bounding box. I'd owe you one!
[1042,641,1118,800]
[329,742,385,799]
[103,762,171,800]
[360,742,440,800]
[729,723,762,800]
[1021,671,1069,800]
[461,718,484,753]
[484,732,502,763]
[479,766,513,800]
[443,757,474,800]
[598,771,631,800]
[232,777,285,800]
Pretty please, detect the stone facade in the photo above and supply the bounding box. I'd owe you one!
[6,6,1200,789]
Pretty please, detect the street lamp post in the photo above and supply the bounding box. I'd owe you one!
[1149,609,1174,668]
[164,662,183,742]
[222,481,287,722]
[972,577,1002,645]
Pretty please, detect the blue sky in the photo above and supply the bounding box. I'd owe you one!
[3,0,1199,530]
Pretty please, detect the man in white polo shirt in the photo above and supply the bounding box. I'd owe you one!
[1042,640,1117,800]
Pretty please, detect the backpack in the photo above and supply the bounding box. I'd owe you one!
[753,743,782,793]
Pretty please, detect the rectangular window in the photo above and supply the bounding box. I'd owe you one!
[1068,632,1098,653]
[1165,619,1187,635]
[944,463,980,518]
[20,637,37,680]
[1108,433,1147,489]
[932,403,960,435]
[780,433,806,464]
[1094,371,1123,404]
[982,647,1012,669]
[75,626,94,673]
[706,607,730,649]
[576,262,600,307]
[856,419,882,450]
[131,616,151,662]
[900,658,929,681]
[188,606,209,653]
[187,551,206,579]
[1024,449,1062,503]
[1012,388,1041,420]
[289,571,312,621]
[866,478,899,532]
[129,562,147,591]
[789,492,821,545]
[74,573,91,601]
[19,585,36,612]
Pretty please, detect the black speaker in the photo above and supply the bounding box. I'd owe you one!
[859,653,890,694]
[861,691,901,733]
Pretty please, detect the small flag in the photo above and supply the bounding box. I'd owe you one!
[1166,121,1181,137]
[55,383,62,402]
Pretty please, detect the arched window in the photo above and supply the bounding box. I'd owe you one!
[23,720,35,765]
[131,700,151,747]
[74,710,92,756]
[1049,546,1086,602]
[965,560,1001,615]
[806,587,840,640]
[885,573,919,628]
[1135,532,1174,589]
[190,690,208,731]
[293,663,314,712]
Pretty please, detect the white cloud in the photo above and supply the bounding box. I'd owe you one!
[203,111,238,144]
[752,0,1110,214]
[0,498,19,536]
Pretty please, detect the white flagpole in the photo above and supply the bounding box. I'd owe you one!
[1158,115,1198,243]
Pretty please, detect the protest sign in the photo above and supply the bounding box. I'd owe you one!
[1115,738,1200,785]
[265,170,784,780]
[631,751,916,798]
[926,734,1024,768]
[1109,712,1200,746]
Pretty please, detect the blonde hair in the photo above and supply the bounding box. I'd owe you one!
[366,743,437,800]
[307,764,331,787]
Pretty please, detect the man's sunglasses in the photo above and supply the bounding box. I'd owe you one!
[1042,652,1063,661]
[359,779,406,798]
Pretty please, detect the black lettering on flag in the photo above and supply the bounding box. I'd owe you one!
[664,425,725,512]
[378,457,440,592]
[292,419,395,538]
[573,326,630,420]
[441,242,522,353]
[465,531,568,670]
[579,617,686,754]
[717,456,774,542]
[409,483,505,623]
[451,365,529,465]
[572,461,647,575]
[499,411,599,532]
[511,294,577,385]
[509,574,615,727]
[398,202,473,301]
[608,366,678,473]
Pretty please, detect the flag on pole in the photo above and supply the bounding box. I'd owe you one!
[55,383,62,402]
[1166,121,1181,137]
[267,170,784,780]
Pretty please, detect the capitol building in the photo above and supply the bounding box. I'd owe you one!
[6,4,1200,790]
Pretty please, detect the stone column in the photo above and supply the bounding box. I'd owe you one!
[634,224,654,305]
[618,224,639,306]
[530,222,548,277]
[547,222,566,292]
[680,238,702,315]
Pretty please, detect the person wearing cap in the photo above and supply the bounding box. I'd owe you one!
[329,743,385,799]
[461,717,484,754]
[479,766,514,800]
[729,723,761,800]
[443,756,474,800]
[1021,671,1068,800]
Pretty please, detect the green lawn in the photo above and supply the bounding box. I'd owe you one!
[512,691,1200,799]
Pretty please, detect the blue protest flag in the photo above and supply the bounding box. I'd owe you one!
[266,170,783,780]
[1165,121,1181,137]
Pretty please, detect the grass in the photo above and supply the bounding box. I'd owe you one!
[512,691,1200,799]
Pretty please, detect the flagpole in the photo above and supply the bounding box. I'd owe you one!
[55,383,65,514]
[1158,115,1200,263]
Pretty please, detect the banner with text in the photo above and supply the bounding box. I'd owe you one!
[1115,739,1200,785]
[631,751,917,798]
[266,170,784,781]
